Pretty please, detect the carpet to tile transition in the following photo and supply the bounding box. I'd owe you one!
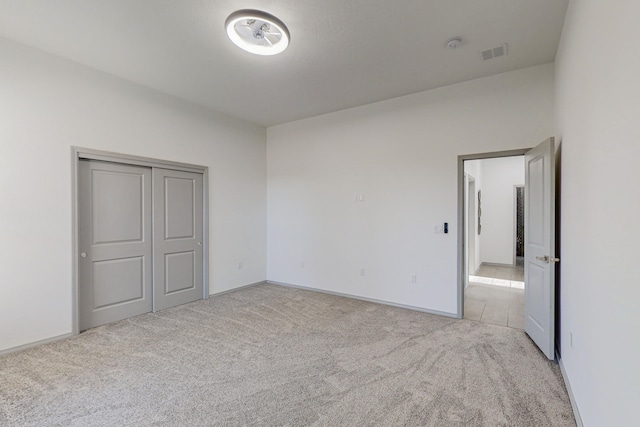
[0,284,575,426]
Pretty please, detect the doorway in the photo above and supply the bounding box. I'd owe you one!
[72,148,209,334]
[462,156,525,329]
[457,150,528,326]
[458,140,557,359]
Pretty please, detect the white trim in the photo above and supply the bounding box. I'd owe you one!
[267,281,458,319]
[558,355,584,427]
[209,281,266,297]
[2,281,265,355]
[0,333,73,356]
[73,147,207,173]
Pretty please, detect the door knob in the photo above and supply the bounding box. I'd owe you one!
[197,242,202,246]
[80,252,87,258]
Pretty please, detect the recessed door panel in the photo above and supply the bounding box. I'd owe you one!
[92,170,144,244]
[525,261,546,333]
[93,257,144,308]
[164,177,195,240]
[165,251,195,294]
[527,156,544,247]
[79,160,152,330]
[154,168,203,311]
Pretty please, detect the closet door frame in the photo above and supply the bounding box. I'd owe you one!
[71,147,209,336]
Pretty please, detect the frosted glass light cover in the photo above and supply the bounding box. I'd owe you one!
[225,10,290,56]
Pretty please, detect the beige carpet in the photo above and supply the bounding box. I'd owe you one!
[0,284,575,426]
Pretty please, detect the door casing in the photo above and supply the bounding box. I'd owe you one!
[71,147,209,335]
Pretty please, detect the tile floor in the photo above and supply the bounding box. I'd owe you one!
[464,263,525,329]
[469,263,525,289]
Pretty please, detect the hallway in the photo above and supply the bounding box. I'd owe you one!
[464,263,524,329]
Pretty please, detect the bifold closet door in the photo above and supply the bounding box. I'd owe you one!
[78,160,153,331]
[153,168,204,311]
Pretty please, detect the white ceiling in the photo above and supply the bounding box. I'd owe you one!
[0,0,568,127]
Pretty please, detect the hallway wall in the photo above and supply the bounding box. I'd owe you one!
[478,156,524,266]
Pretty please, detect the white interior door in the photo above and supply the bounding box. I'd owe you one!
[524,137,557,359]
[78,160,153,330]
[153,168,204,311]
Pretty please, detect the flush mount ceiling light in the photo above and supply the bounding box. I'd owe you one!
[225,9,290,56]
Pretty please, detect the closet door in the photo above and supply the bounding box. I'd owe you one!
[78,160,153,330]
[153,168,204,311]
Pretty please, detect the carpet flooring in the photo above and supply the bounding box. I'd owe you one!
[0,284,575,426]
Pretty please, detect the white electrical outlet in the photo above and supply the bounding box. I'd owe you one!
[360,268,365,276]
[434,224,443,234]
[238,261,243,270]
[300,261,305,268]
[411,275,417,284]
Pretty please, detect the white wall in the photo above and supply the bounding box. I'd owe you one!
[555,0,640,424]
[478,156,524,265]
[267,64,554,315]
[0,38,267,353]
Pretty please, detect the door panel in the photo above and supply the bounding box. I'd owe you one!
[528,157,545,246]
[78,160,152,331]
[524,138,556,359]
[165,177,195,239]
[165,251,196,294]
[92,170,145,243]
[93,257,144,308]
[153,169,203,311]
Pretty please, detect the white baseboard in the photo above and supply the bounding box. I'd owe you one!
[267,280,458,319]
[0,333,73,356]
[209,280,266,297]
[2,281,267,357]
[558,354,584,427]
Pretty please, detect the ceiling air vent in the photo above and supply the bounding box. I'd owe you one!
[482,43,509,61]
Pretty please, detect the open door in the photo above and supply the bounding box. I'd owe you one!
[524,137,557,359]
